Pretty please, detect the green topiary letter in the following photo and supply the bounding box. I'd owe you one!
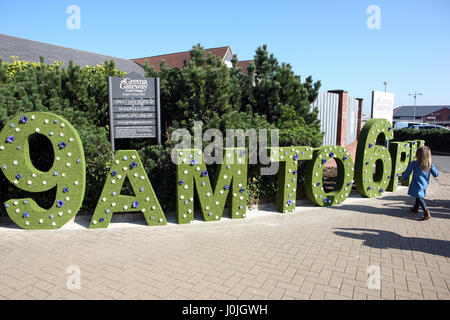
[89,150,166,228]
[304,146,354,206]
[387,142,411,191]
[268,147,313,213]
[354,119,393,198]
[176,148,247,224]
[0,112,86,229]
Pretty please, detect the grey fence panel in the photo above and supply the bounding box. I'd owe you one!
[310,92,339,146]
[346,97,359,145]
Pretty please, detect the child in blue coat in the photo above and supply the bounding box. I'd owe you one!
[402,146,439,220]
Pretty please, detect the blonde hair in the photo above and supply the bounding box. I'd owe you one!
[416,146,432,172]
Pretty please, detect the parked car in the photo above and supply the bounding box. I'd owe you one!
[394,121,422,130]
[410,124,449,130]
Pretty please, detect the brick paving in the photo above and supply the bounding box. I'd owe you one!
[0,172,449,300]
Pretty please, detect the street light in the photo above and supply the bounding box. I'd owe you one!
[383,81,388,92]
[409,92,422,122]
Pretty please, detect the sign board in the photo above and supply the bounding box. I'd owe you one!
[371,91,394,124]
[108,73,161,150]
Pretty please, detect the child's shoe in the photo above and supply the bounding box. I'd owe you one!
[410,206,419,213]
[421,209,431,221]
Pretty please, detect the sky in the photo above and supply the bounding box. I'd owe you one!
[0,0,449,115]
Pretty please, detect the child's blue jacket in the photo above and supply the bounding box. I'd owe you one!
[402,161,439,199]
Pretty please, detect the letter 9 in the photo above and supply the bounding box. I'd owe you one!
[0,113,86,229]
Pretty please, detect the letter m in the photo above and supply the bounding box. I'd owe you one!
[175,148,247,223]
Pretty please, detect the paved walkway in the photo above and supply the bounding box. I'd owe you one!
[0,172,449,300]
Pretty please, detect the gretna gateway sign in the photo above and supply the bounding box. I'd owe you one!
[0,113,422,230]
[108,72,161,149]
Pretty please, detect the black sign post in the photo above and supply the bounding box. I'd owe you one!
[108,72,161,152]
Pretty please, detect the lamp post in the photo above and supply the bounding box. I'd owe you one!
[409,92,422,122]
[383,81,388,92]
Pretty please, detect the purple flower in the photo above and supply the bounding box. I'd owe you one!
[56,200,65,208]
[388,127,392,131]
[240,150,246,156]
[224,185,230,190]
[316,182,321,186]
[190,159,198,166]
[201,170,208,177]
[365,162,369,165]
[20,116,28,124]
[16,174,22,179]
[294,154,300,161]
[324,197,329,203]
[49,214,54,219]
[347,182,351,186]
[321,159,327,164]
[130,161,137,169]
[293,170,298,175]
[343,155,347,161]
[179,179,184,185]
[369,143,373,148]
[367,186,372,191]
[132,201,140,208]
[111,170,117,177]
[100,218,105,222]
[58,142,66,149]
[63,187,69,193]
[287,199,293,205]
[329,152,334,157]
[22,212,30,218]
[240,187,245,193]
[6,136,15,144]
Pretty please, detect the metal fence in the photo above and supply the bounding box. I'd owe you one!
[346,97,359,145]
[310,92,339,146]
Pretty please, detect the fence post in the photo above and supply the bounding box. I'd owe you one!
[328,90,348,146]
[356,98,363,140]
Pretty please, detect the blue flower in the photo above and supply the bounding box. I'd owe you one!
[130,161,137,169]
[201,170,208,177]
[58,141,66,149]
[329,152,334,157]
[100,218,105,222]
[365,162,369,165]
[367,187,372,191]
[179,179,184,185]
[49,214,54,219]
[293,170,298,175]
[347,182,351,186]
[105,209,110,213]
[369,143,373,148]
[56,200,65,208]
[16,174,22,179]
[240,150,246,156]
[324,197,329,203]
[224,185,230,190]
[77,159,82,164]
[294,154,300,161]
[343,155,347,161]
[321,159,327,164]
[132,201,140,208]
[63,187,69,193]
[388,127,392,131]
[54,119,59,124]
[111,170,117,177]
[379,189,384,193]
[20,116,28,123]
[190,159,197,166]
[53,171,59,176]
[287,199,293,205]
[6,136,15,144]
[240,187,245,193]
[22,212,30,218]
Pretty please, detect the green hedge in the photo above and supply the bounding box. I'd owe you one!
[393,128,450,153]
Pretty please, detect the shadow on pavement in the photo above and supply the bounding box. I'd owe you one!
[332,194,450,220]
[333,228,450,258]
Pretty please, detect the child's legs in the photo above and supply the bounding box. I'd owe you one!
[415,198,427,212]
